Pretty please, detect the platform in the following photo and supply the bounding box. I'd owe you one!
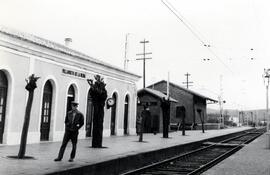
[0,127,250,175]
[203,132,270,175]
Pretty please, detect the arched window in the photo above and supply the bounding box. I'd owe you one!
[66,85,75,114]
[110,93,117,135]
[0,70,8,144]
[86,90,94,137]
[40,81,53,141]
[124,95,129,135]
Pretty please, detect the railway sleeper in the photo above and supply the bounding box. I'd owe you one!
[144,170,186,175]
[165,166,200,172]
[156,167,194,172]
[165,163,200,169]
[193,153,228,159]
[176,161,210,167]
[246,131,265,134]
[198,150,229,154]
[175,158,211,163]
[203,142,242,147]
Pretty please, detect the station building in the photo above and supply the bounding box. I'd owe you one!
[0,27,140,145]
[137,80,217,133]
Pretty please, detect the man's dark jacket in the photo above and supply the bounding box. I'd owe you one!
[65,110,84,132]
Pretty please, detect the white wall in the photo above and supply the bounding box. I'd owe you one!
[0,35,139,145]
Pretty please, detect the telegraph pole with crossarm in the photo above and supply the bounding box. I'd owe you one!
[136,39,152,88]
[182,72,193,89]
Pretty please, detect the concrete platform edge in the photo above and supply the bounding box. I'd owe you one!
[47,129,249,175]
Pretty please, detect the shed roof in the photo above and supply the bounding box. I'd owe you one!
[148,80,218,103]
[138,88,178,103]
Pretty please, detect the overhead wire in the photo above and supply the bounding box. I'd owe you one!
[160,0,207,46]
[161,0,235,75]
[164,0,211,46]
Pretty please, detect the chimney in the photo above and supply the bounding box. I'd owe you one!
[64,38,72,47]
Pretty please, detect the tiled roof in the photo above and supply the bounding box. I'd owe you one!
[148,80,218,102]
[0,26,140,78]
[138,88,178,103]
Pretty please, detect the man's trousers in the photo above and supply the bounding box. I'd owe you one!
[57,130,78,159]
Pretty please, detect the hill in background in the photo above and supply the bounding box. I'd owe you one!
[207,108,268,122]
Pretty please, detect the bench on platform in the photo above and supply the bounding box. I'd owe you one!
[170,123,180,131]
[170,122,193,131]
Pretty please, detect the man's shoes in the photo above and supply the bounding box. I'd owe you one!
[68,158,74,162]
[54,158,62,161]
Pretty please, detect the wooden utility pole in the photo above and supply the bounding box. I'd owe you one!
[182,72,193,89]
[136,39,152,88]
[124,33,130,70]
[263,68,270,132]
[216,75,225,129]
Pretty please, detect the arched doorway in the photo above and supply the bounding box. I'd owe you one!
[110,93,117,135]
[86,91,94,137]
[40,81,53,141]
[66,85,75,114]
[0,70,8,144]
[123,95,129,135]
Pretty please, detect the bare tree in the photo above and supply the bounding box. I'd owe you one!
[87,75,107,148]
[161,97,170,138]
[18,74,39,158]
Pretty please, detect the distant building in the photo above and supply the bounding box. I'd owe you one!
[0,26,140,145]
[137,80,217,133]
[230,116,239,126]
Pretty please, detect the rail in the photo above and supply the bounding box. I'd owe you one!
[121,128,265,175]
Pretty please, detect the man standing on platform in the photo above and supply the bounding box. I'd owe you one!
[54,101,84,162]
[139,103,151,142]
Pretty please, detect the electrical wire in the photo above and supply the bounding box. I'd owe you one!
[161,0,235,74]
[164,0,211,46]
[161,0,207,46]
[206,46,235,74]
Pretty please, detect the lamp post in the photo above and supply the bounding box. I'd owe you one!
[263,68,270,148]
[263,69,270,131]
[218,95,225,129]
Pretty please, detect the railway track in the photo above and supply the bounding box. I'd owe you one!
[122,128,265,175]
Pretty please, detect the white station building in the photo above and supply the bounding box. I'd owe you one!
[0,26,140,145]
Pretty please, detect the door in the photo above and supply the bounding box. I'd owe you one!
[110,93,117,135]
[86,91,94,137]
[40,81,53,141]
[123,96,129,135]
[0,71,8,144]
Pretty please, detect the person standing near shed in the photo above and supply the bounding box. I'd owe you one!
[139,103,151,142]
[54,101,84,162]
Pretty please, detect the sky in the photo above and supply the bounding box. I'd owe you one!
[1,0,270,110]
